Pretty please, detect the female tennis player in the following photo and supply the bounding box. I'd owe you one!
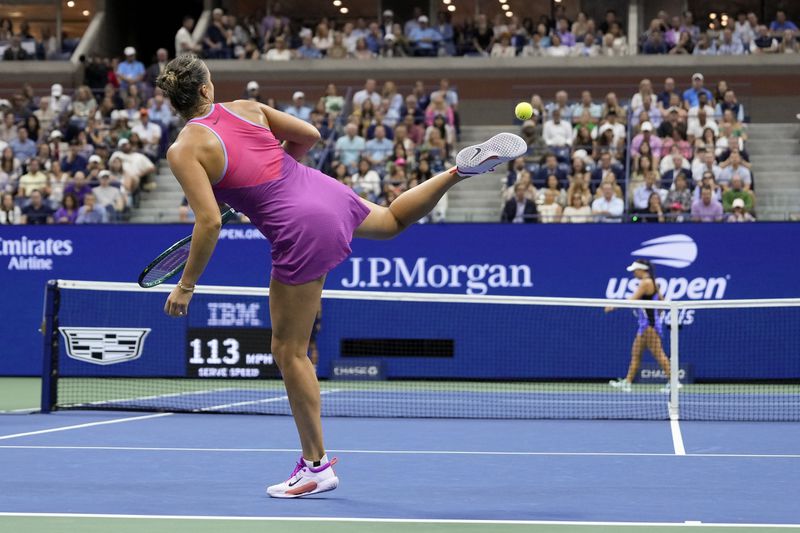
[605,259,672,392]
[156,55,526,498]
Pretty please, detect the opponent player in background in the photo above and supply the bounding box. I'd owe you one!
[605,259,672,392]
[156,55,526,498]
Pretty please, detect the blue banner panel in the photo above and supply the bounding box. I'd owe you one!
[2,223,799,377]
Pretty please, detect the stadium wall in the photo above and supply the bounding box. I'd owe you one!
[2,223,799,377]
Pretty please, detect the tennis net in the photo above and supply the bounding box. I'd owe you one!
[41,280,800,420]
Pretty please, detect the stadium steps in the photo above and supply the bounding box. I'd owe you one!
[447,125,513,222]
[747,123,800,221]
[129,161,185,223]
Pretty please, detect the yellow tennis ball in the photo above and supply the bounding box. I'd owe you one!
[515,102,533,120]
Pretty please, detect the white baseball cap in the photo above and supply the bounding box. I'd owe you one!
[51,83,63,97]
[124,46,136,56]
[732,198,745,209]
[640,121,653,132]
[692,72,704,81]
[49,129,63,139]
[99,170,111,178]
[246,81,259,91]
[88,154,102,164]
[626,261,650,272]
[117,138,130,147]
[418,15,429,23]
[292,91,305,100]
[383,10,394,17]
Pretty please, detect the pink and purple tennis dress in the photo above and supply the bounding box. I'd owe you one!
[187,103,370,285]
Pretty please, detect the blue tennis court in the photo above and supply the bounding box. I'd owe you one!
[1,406,799,531]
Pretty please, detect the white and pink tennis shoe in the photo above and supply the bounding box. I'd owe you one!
[266,455,339,498]
[456,132,528,176]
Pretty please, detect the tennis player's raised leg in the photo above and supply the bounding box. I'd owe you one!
[356,132,527,239]
[266,276,338,498]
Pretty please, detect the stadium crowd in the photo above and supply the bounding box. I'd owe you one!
[181,5,798,61]
[0,17,80,61]
[0,45,174,224]
[504,72,756,223]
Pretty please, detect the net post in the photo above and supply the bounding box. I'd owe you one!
[668,303,679,420]
[40,280,60,413]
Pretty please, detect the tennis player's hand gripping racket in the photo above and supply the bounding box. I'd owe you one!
[137,208,237,288]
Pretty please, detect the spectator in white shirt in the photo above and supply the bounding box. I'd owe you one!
[543,109,573,148]
[687,107,719,140]
[633,171,667,211]
[49,84,72,116]
[175,16,199,56]
[659,147,691,175]
[263,36,292,60]
[733,11,756,48]
[591,182,624,222]
[351,159,382,201]
[691,150,721,184]
[352,79,382,110]
[546,34,571,56]
[131,109,162,159]
[630,79,657,111]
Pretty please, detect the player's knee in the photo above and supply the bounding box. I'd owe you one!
[271,338,306,367]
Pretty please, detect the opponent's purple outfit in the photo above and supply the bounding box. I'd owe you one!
[187,103,370,285]
[636,287,663,336]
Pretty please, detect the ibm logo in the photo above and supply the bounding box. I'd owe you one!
[207,302,262,327]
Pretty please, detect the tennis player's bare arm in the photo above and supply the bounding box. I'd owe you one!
[604,278,657,313]
[163,126,224,316]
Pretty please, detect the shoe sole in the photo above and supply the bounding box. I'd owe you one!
[267,476,339,499]
[456,132,528,176]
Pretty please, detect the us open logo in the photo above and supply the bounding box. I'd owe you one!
[630,234,698,268]
[59,327,151,365]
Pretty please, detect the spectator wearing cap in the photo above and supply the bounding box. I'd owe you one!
[76,193,109,224]
[243,81,264,103]
[691,186,724,222]
[110,137,156,193]
[175,16,199,56]
[722,175,754,212]
[726,197,755,222]
[682,73,713,108]
[86,154,104,176]
[284,92,312,123]
[381,10,395,36]
[132,109,162,159]
[409,15,442,57]
[117,47,146,93]
[21,190,53,225]
[48,83,72,117]
[9,127,36,162]
[92,170,126,217]
[631,121,662,157]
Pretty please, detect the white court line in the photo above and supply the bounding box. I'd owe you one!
[0,512,798,528]
[671,419,686,456]
[0,413,172,441]
[0,445,797,459]
[61,387,239,409]
[197,389,342,412]
[0,407,39,414]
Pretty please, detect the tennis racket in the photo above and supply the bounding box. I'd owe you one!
[137,208,238,288]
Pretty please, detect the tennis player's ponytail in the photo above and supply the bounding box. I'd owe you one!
[156,54,209,120]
